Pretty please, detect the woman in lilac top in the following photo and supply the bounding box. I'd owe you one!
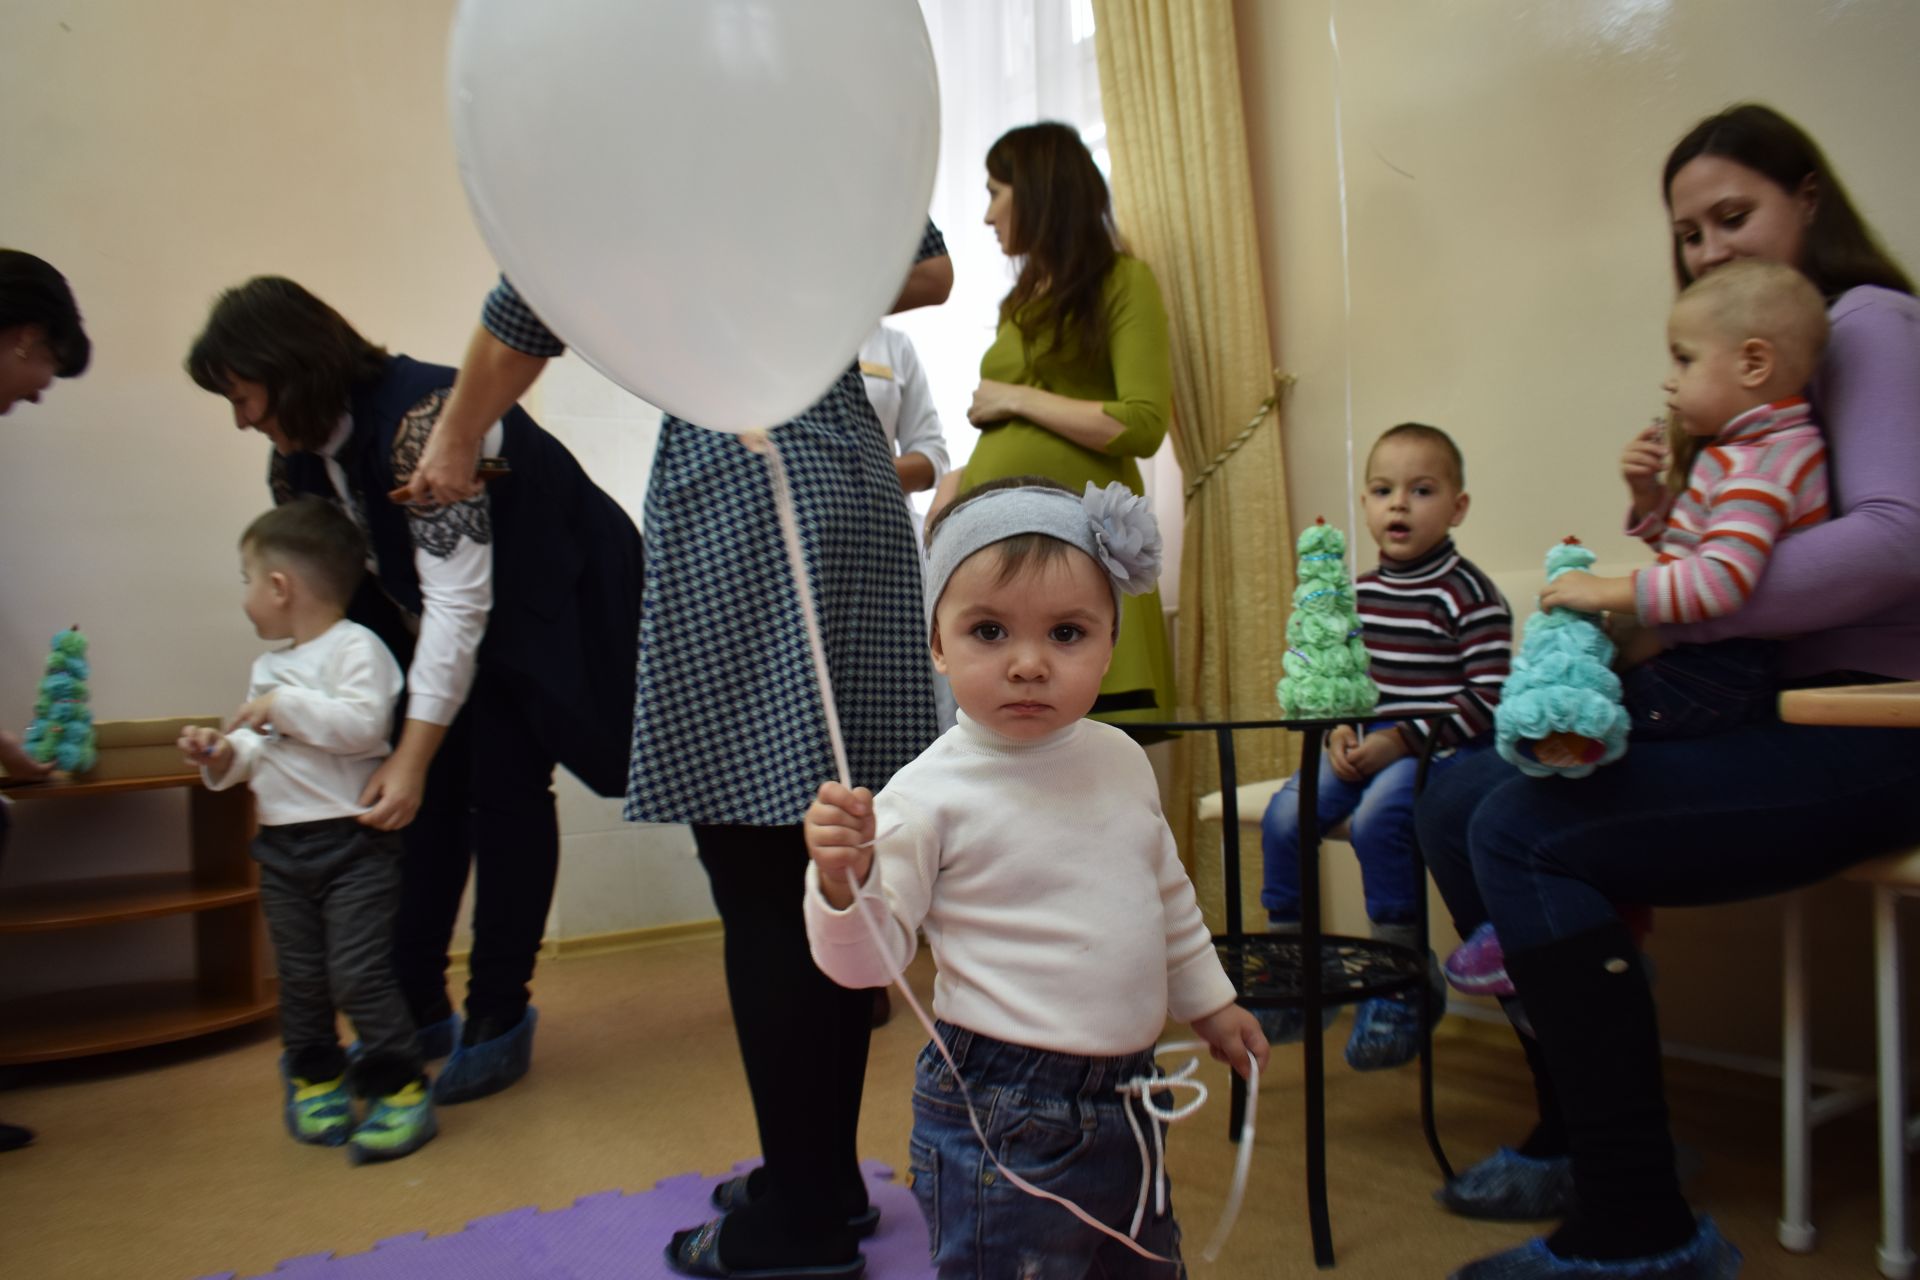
[1417,104,1920,1280]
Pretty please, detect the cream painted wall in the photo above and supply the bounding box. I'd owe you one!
[3,2,494,709]
[1232,0,1920,1069]
[1236,0,1920,572]
[0,2,710,989]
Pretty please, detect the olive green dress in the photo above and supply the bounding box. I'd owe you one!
[960,255,1177,723]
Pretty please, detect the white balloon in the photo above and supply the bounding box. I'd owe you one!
[447,0,941,434]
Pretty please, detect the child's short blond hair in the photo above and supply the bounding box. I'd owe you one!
[1369,422,1466,489]
[241,497,368,607]
[1677,259,1830,391]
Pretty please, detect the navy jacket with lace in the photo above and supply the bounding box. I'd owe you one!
[278,354,641,796]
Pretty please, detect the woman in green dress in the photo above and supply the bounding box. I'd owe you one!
[936,121,1177,722]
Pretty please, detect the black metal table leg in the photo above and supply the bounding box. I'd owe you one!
[1411,732,1454,1181]
[1296,726,1334,1267]
[1216,722,1335,1266]
[1147,710,1440,1271]
[1217,727,1249,1143]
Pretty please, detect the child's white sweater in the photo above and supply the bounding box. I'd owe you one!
[805,712,1236,1056]
[202,619,403,826]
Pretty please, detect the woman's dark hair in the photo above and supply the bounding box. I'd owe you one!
[986,122,1122,365]
[0,249,90,377]
[186,276,388,452]
[1662,104,1913,297]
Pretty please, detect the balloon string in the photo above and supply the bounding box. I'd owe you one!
[756,432,852,789]
[1201,1048,1259,1261]
[1329,0,1357,571]
[751,432,1256,1265]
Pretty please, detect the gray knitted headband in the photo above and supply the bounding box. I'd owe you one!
[923,482,1164,636]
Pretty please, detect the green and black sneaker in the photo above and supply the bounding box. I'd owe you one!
[283,1073,354,1147]
[347,1079,437,1165]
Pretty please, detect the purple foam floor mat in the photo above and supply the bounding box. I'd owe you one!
[196,1158,933,1279]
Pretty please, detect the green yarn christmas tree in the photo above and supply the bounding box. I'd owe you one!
[1494,540,1630,778]
[24,627,97,775]
[1275,518,1378,719]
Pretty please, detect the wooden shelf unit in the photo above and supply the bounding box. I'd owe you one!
[0,716,273,1064]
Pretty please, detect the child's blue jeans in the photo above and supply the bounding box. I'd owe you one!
[1261,733,1486,927]
[908,1022,1185,1278]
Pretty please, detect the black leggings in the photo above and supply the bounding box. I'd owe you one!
[393,669,560,1027]
[695,824,874,1230]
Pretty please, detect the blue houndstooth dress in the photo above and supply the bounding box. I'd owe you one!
[627,367,937,825]
[484,223,944,827]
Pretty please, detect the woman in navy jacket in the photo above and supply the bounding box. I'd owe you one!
[188,276,641,1104]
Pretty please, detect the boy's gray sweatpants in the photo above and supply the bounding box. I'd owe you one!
[255,818,420,1078]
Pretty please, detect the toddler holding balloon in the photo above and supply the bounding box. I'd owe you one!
[802,476,1266,1277]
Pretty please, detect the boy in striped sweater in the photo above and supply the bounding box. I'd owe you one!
[1260,423,1512,1071]
[1537,259,1829,738]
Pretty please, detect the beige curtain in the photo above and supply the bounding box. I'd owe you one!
[1092,0,1296,930]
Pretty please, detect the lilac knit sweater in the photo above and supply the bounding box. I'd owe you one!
[1659,285,1920,679]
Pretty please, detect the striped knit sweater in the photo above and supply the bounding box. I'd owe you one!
[1629,398,1829,626]
[1355,539,1512,750]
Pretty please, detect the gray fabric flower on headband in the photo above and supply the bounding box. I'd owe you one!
[1081,481,1162,595]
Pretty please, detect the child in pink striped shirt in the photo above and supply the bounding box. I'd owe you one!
[1537,259,1830,739]
[1445,260,1832,1003]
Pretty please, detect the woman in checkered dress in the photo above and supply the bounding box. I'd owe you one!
[465,224,948,1276]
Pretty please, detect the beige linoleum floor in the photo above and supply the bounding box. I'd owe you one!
[0,933,1893,1279]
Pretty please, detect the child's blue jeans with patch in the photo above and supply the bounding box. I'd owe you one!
[1261,729,1487,928]
[908,1022,1185,1278]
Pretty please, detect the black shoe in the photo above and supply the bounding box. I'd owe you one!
[666,1208,864,1279]
[0,1121,34,1152]
[711,1169,879,1238]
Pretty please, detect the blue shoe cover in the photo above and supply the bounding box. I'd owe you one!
[415,1013,460,1062]
[1435,1147,1575,1221]
[1448,1216,1741,1280]
[1345,995,1422,1071]
[432,1007,537,1104]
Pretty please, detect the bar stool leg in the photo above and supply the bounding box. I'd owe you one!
[1873,886,1916,1280]
[1780,892,1817,1253]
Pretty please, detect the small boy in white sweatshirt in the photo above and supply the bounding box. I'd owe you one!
[178,497,433,1164]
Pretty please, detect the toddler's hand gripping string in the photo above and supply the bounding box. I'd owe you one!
[754,432,1256,1264]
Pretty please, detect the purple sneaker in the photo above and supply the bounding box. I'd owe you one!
[1445,922,1515,997]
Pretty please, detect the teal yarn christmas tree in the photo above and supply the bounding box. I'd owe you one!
[1495,540,1630,778]
[24,627,97,775]
[1275,518,1378,719]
